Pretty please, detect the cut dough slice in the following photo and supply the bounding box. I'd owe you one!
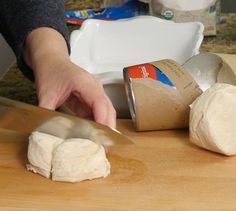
[27,132,111,182]
[190,83,236,155]
[52,138,110,182]
[27,131,64,178]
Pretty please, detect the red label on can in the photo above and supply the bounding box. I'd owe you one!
[127,64,158,80]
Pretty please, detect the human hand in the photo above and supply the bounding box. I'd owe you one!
[24,28,116,128]
[37,59,116,128]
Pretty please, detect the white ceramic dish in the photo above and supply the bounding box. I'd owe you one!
[70,16,204,117]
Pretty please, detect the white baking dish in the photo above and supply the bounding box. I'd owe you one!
[70,16,204,117]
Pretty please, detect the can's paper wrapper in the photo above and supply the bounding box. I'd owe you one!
[124,59,202,131]
[216,53,236,85]
[124,54,236,131]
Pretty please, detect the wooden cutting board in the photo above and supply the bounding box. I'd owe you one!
[1,116,236,210]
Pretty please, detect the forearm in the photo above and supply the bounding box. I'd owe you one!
[24,27,70,76]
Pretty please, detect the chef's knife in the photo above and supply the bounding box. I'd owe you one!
[0,97,132,146]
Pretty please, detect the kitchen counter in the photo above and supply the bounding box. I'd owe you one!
[0,3,235,209]
[1,117,236,210]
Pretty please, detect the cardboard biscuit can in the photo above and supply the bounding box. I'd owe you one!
[123,59,203,131]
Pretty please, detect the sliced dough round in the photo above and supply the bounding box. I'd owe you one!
[52,138,110,182]
[190,83,236,155]
[27,131,64,178]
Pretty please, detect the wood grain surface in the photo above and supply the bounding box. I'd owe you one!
[1,53,236,210]
[1,117,236,210]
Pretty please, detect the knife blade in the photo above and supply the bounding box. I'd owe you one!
[0,97,132,146]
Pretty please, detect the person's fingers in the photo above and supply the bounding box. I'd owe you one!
[33,55,117,129]
[65,91,116,128]
[104,146,110,154]
[73,82,116,128]
[66,96,93,119]
[38,91,58,110]
[72,76,113,125]
[104,96,117,128]
[74,106,93,119]
[93,96,116,128]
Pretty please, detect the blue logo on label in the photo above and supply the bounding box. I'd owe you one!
[156,68,175,87]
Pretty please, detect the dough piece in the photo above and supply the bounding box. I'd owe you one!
[27,131,64,178]
[27,133,111,182]
[52,138,110,182]
[190,83,236,155]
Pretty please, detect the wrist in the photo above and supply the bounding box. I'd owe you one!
[23,27,70,72]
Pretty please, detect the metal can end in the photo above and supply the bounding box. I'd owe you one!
[123,67,137,129]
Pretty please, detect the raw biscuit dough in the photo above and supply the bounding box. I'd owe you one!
[190,83,236,155]
[27,132,64,178]
[52,138,110,182]
[27,132,110,182]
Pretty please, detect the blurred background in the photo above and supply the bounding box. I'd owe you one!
[0,0,235,105]
[221,0,236,12]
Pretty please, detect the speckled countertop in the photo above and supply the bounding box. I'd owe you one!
[0,1,235,105]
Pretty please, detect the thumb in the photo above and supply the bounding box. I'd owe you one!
[38,92,58,110]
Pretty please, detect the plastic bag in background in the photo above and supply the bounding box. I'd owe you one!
[141,0,220,36]
[66,0,149,25]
